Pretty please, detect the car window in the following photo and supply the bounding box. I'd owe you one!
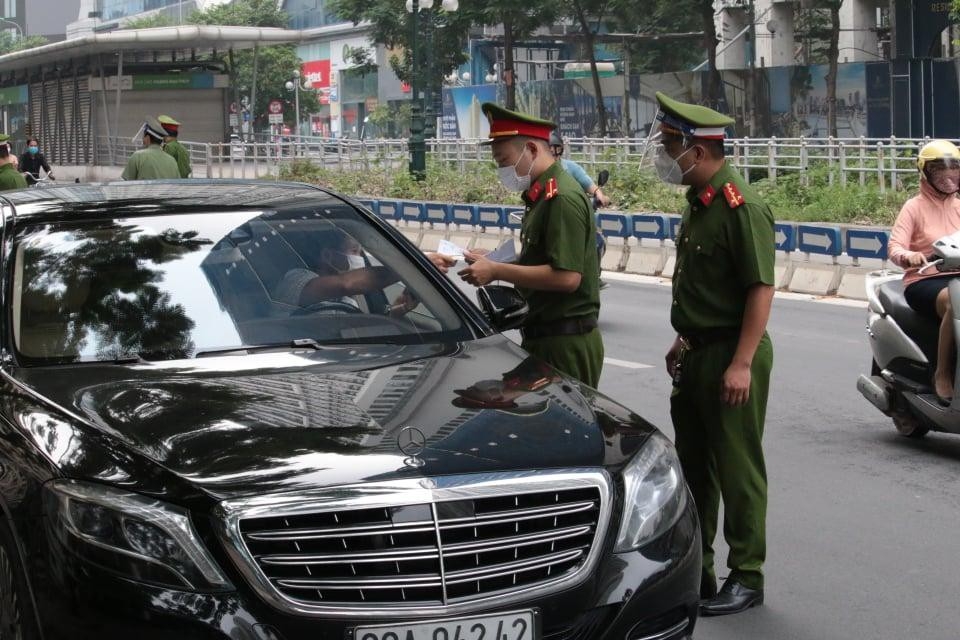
[11,206,471,364]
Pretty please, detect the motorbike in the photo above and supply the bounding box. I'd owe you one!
[858,230,960,438]
[593,169,609,285]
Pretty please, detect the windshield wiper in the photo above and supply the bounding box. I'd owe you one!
[194,339,330,358]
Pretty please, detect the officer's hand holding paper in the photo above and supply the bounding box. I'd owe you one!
[458,239,517,287]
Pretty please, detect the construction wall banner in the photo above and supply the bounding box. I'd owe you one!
[441,59,957,140]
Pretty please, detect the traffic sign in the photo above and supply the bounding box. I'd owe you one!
[268,99,283,114]
[229,102,238,114]
[632,214,668,240]
[228,114,239,126]
[846,229,889,260]
[598,213,630,238]
[797,224,842,256]
[268,113,283,124]
[774,223,797,252]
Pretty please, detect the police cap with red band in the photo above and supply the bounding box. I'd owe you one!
[481,102,556,145]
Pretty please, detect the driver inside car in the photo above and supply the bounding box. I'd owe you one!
[274,230,420,317]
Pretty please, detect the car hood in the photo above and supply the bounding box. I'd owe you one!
[14,336,654,501]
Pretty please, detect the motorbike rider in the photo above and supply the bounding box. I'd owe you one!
[19,138,54,186]
[549,131,610,206]
[889,139,960,404]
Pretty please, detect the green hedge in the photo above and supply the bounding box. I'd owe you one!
[279,158,915,226]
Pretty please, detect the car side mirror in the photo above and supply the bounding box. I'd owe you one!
[596,169,609,187]
[477,285,528,331]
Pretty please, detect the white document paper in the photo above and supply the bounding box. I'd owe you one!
[436,238,466,259]
[484,239,517,263]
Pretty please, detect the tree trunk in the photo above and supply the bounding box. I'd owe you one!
[825,1,841,137]
[700,0,723,108]
[574,0,606,137]
[229,48,241,139]
[503,14,516,110]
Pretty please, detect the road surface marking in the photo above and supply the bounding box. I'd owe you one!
[604,357,654,369]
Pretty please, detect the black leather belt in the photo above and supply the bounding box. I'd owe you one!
[680,326,741,349]
[521,316,598,340]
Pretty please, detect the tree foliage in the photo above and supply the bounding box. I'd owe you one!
[0,32,48,55]
[121,14,174,29]
[189,0,318,131]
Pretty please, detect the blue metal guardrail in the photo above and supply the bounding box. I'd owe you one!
[372,200,890,262]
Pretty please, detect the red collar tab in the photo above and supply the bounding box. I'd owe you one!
[526,180,544,202]
[544,177,559,200]
[699,184,717,206]
[723,182,745,208]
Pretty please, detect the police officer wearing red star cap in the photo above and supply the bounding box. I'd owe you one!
[458,103,603,388]
[655,91,775,616]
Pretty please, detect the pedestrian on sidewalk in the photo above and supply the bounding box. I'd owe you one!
[122,117,180,181]
[655,91,775,616]
[458,103,603,387]
[158,115,192,178]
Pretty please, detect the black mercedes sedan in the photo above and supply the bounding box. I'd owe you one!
[0,181,698,640]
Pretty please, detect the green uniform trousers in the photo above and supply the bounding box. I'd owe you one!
[522,327,604,389]
[670,333,772,591]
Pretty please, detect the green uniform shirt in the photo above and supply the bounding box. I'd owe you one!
[0,162,27,191]
[163,139,192,178]
[121,144,180,180]
[518,161,600,325]
[671,162,775,334]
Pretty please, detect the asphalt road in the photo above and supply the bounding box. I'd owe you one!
[592,276,960,640]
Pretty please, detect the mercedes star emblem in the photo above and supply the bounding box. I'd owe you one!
[398,426,427,457]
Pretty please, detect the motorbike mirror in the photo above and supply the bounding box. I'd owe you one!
[477,285,529,331]
[596,170,609,187]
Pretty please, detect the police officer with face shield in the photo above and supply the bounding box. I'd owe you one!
[652,92,775,616]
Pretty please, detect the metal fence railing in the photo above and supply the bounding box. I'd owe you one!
[96,135,937,191]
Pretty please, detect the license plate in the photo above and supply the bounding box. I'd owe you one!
[353,609,538,640]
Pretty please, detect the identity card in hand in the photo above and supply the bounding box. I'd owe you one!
[436,239,466,260]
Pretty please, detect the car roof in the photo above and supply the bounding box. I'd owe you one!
[0,180,351,220]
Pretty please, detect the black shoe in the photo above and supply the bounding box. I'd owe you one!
[699,579,763,616]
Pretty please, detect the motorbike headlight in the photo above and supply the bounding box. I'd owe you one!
[614,432,687,552]
[45,479,232,591]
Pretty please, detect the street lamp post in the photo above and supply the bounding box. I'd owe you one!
[405,0,457,180]
[0,17,23,44]
[285,70,313,153]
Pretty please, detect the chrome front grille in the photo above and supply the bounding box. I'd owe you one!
[220,471,611,617]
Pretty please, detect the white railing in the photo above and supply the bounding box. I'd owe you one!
[96,135,936,191]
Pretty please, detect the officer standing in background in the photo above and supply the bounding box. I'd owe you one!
[459,103,603,388]
[122,117,180,181]
[0,135,27,191]
[655,91,775,616]
[158,115,192,178]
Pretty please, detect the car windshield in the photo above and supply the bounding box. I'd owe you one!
[12,206,472,364]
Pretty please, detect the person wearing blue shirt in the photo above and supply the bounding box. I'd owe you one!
[550,131,610,207]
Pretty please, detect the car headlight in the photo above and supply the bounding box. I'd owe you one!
[614,432,687,552]
[44,479,232,591]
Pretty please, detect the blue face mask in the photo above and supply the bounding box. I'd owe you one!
[27,146,38,155]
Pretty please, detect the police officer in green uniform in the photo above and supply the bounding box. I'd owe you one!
[158,115,192,178]
[459,104,603,388]
[655,92,775,616]
[122,117,180,181]
[0,135,28,192]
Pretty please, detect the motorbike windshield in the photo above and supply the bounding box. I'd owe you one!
[11,207,471,364]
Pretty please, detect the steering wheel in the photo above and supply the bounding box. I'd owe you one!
[292,300,364,316]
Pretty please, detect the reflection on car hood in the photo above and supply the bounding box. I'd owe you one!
[15,336,650,501]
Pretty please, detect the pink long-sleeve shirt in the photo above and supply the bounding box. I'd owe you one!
[888,180,960,287]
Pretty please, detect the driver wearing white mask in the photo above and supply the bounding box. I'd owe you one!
[274,230,418,316]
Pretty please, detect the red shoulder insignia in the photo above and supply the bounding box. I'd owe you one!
[545,177,559,200]
[723,182,745,208]
[526,180,543,202]
[699,184,717,206]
